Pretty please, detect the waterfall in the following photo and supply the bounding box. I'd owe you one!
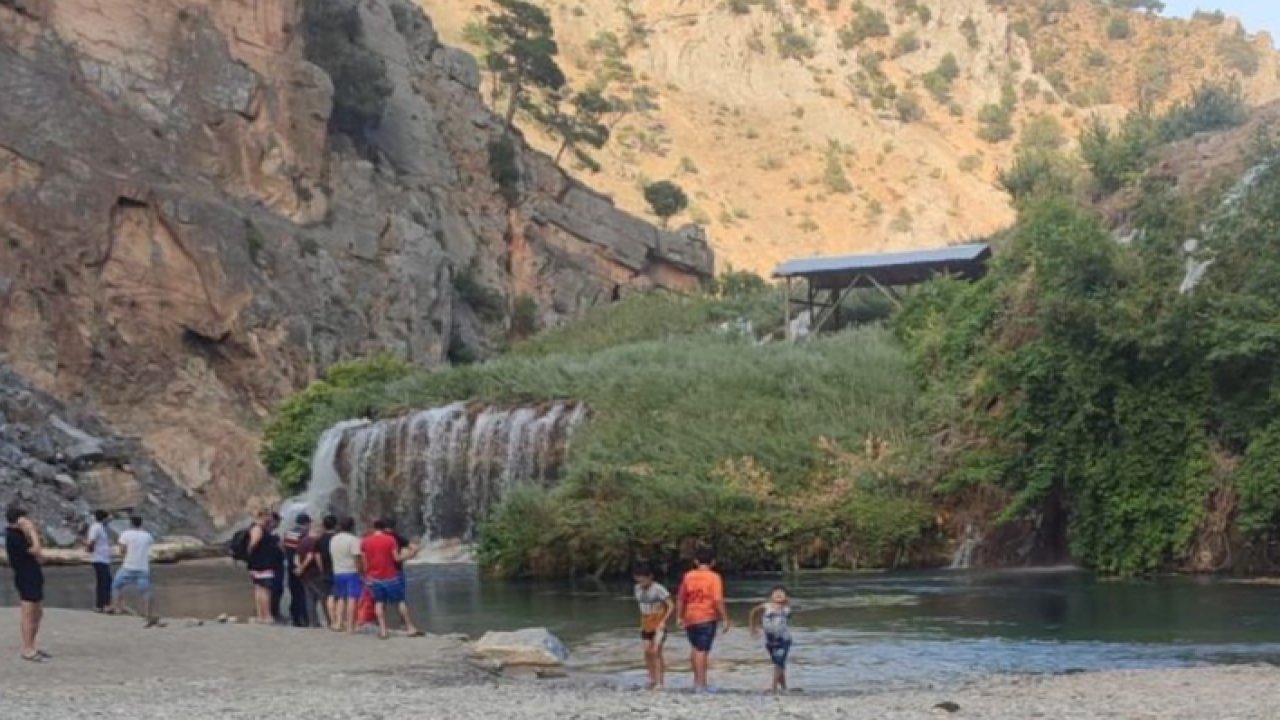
[300,402,586,546]
[950,524,983,570]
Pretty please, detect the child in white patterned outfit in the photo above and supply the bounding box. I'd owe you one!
[749,585,793,692]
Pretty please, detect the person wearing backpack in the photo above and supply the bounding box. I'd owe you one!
[245,510,282,624]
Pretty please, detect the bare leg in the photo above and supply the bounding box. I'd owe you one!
[374,602,388,639]
[692,650,709,690]
[254,585,272,623]
[19,601,38,656]
[397,602,419,634]
[655,642,666,689]
[775,666,787,692]
[344,598,357,634]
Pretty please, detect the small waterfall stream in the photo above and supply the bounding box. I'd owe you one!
[300,402,586,544]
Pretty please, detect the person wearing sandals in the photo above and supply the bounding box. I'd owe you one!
[85,509,113,613]
[6,506,48,662]
[111,516,156,622]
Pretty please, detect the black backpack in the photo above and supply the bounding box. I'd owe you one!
[227,525,253,564]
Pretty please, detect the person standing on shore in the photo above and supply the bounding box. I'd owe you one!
[269,511,286,622]
[384,517,423,637]
[328,516,363,633]
[85,510,112,613]
[633,562,674,690]
[676,548,730,693]
[317,515,338,626]
[246,510,282,624]
[282,513,311,627]
[6,507,47,662]
[361,519,404,639]
[749,585,794,693]
[294,516,329,627]
[111,516,156,622]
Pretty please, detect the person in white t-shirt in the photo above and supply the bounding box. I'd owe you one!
[327,517,363,633]
[84,510,113,612]
[111,516,156,621]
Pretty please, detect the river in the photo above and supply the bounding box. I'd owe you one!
[4,563,1280,692]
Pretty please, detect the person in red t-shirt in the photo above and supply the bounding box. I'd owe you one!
[361,518,421,639]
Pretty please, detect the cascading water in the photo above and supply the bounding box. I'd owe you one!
[950,525,983,570]
[299,402,586,549]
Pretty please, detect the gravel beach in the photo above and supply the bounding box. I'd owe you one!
[1,609,1277,719]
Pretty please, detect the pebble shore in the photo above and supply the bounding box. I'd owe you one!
[1,609,1277,719]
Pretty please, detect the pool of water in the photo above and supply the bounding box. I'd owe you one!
[6,563,1280,691]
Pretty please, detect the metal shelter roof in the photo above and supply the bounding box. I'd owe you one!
[773,243,991,291]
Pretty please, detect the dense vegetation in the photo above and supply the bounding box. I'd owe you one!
[898,85,1280,575]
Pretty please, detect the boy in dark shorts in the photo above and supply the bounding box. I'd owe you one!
[6,507,47,662]
[676,548,730,693]
[633,562,673,690]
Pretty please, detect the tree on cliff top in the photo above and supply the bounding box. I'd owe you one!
[644,180,688,227]
[484,0,567,130]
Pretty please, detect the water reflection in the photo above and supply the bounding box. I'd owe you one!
[5,564,1280,691]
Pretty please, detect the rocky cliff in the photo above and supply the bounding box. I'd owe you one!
[0,0,711,540]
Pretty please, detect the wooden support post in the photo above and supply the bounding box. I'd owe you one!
[783,276,792,342]
[866,273,903,308]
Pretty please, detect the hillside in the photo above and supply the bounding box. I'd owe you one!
[424,0,1280,274]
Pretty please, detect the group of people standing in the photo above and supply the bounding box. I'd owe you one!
[9,507,795,691]
[239,509,424,639]
[5,506,159,663]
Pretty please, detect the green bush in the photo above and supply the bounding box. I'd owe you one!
[838,3,890,49]
[896,92,925,123]
[1106,16,1132,41]
[977,103,1014,143]
[488,135,521,204]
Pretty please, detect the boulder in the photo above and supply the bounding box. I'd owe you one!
[472,628,569,667]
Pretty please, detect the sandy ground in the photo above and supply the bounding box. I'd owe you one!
[1,609,1278,719]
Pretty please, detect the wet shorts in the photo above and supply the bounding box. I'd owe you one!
[332,573,363,600]
[640,629,667,645]
[766,636,792,668]
[249,570,275,588]
[369,577,406,605]
[12,569,43,604]
[685,621,717,653]
[112,569,152,595]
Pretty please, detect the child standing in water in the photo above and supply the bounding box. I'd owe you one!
[633,563,674,690]
[677,547,731,693]
[749,586,793,692]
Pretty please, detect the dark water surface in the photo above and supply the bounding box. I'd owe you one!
[6,563,1280,691]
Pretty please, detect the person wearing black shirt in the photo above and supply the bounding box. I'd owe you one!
[6,507,47,662]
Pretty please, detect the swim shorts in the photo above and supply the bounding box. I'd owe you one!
[641,628,667,645]
[332,572,363,600]
[12,569,43,604]
[369,577,406,605]
[765,636,792,668]
[685,621,717,652]
[111,569,152,595]
[249,569,275,588]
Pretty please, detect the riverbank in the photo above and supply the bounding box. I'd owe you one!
[2,609,1278,718]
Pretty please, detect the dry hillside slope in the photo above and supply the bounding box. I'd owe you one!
[424,0,1280,273]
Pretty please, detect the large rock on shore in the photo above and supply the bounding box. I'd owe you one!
[473,628,569,667]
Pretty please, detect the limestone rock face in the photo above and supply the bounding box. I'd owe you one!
[0,0,711,540]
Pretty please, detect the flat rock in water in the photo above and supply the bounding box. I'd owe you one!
[472,628,568,667]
